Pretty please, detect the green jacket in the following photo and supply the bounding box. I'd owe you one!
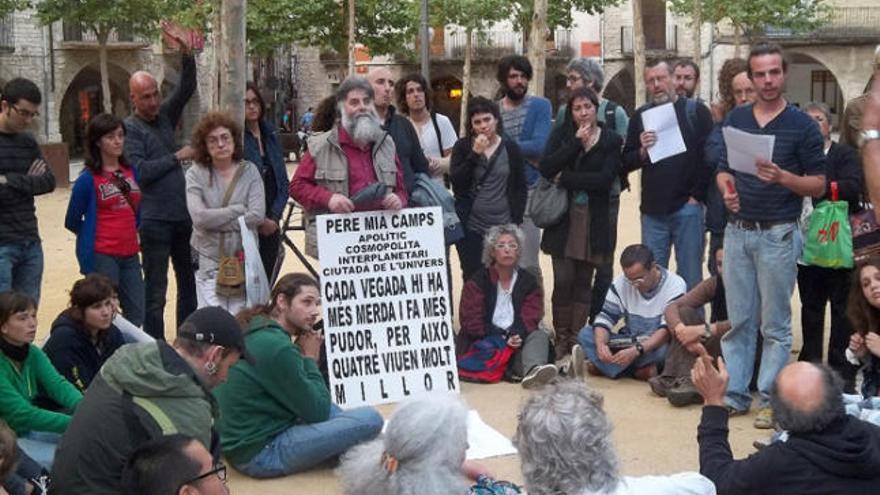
[0,345,82,435]
[51,341,219,495]
[214,316,330,465]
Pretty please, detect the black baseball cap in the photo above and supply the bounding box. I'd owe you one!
[177,307,255,364]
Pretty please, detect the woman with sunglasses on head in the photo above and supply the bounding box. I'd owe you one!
[65,113,144,327]
[186,112,265,315]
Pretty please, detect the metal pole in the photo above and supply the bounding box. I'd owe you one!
[420,0,430,79]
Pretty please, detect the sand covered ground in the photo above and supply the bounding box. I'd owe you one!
[32,167,806,494]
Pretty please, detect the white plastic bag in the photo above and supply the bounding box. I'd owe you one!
[239,216,270,307]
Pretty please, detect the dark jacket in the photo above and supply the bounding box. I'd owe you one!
[0,131,55,243]
[698,405,880,495]
[456,266,543,356]
[42,313,126,392]
[244,119,289,221]
[123,53,196,222]
[51,342,219,495]
[449,135,528,226]
[622,97,714,215]
[383,105,430,194]
[539,113,621,259]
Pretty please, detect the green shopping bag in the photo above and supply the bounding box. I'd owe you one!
[802,183,853,269]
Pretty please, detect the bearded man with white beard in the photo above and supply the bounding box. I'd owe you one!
[290,77,408,258]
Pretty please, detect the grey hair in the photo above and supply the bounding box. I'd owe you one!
[337,394,470,495]
[770,363,845,433]
[566,57,604,93]
[513,380,621,494]
[803,101,831,125]
[481,224,525,267]
[336,76,374,104]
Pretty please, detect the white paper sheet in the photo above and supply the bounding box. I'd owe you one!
[465,410,518,460]
[722,126,776,176]
[641,102,687,162]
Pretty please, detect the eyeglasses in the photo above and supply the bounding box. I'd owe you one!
[566,75,582,83]
[495,242,519,251]
[179,464,227,490]
[626,276,648,286]
[206,133,233,147]
[11,105,39,119]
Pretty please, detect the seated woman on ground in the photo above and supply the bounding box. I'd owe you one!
[456,224,555,389]
[0,419,48,495]
[0,291,82,470]
[42,274,125,393]
[337,394,520,495]
[213,273,383,478]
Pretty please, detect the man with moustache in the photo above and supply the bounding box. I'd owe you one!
[368,68,429,195]
[716,43,826,428]
[289,77,407,259]
[623,59,713,291]
[673,60,701,99]
[496,55,552,279]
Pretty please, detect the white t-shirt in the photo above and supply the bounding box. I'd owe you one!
[492,270,518,331]
[413,112,457,160]
[579,472,716,495]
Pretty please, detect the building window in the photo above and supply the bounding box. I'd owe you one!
[810,70,840,114]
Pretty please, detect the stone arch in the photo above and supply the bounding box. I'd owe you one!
[603,65,635,116]
[785,45,876,106]
[58,63,131,158]
[783,50,847,129]
[431,74,463,133]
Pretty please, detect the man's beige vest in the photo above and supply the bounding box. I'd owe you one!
[303,127,399,257]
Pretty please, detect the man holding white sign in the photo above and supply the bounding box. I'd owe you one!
[317,206,459,408]
[715,43,826,428]
[289,77,408,259]
[623,59,713,291]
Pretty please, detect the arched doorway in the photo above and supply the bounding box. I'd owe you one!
[432,75,463,132]
[785,51,844,129]
[59,64,130,158]
[603,67,635,116]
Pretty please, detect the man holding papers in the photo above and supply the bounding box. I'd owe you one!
[623,59,713,290]
[715,43,826,429]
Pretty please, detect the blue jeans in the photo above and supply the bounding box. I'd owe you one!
[577,324,668,378]
[235,404,383,478]
[0,240,43,303]
[641,202,704,290]
[94,253,145,327]
[722,222,798,410]
[139,219,197,340]
[16,431,61,469]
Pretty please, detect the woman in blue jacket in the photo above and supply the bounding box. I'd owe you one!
[244,82,290,284]
[65,114,144,326]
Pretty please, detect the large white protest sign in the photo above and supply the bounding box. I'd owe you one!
[317,206,459,408]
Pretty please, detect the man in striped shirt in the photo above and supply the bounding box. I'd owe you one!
[716,43,826,428]
[0,78,54,302]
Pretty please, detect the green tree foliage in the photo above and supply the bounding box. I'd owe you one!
[246,0,418,57]
[668,0,830,39]
[510,0,621,36]
[0,0,29,17]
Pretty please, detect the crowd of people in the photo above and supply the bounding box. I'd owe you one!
[1,29,880,494]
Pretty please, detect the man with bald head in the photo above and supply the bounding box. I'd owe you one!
[124,40,198,340]
[692,358,880,493]
[367,67,428,194]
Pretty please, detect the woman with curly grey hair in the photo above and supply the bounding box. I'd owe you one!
[514,380,716,494]
[456,224,556,388]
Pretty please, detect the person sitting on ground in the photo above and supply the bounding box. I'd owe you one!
[693,357,880,494]
[65,113,145,326]
[50,307,252,495]
[571,244,685,380]
[456,224,555,388]
[337,394,518,495]
[650,246,730,406]
[0,419,49,495]
[514,379,715,494]
[0,420,12,495]
[121,434,229,495]
[539,86,622,362]
[42,274,125,394]
[214,273,383,478]
[186,112,266,314]
[846,257,880,399]
[0,291,82,471]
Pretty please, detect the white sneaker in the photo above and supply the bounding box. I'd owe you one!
[521,364,558,389]
[570,344,585,380]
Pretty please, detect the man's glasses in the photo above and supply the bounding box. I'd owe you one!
[178,464,227,490]
[11,105,39,119]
